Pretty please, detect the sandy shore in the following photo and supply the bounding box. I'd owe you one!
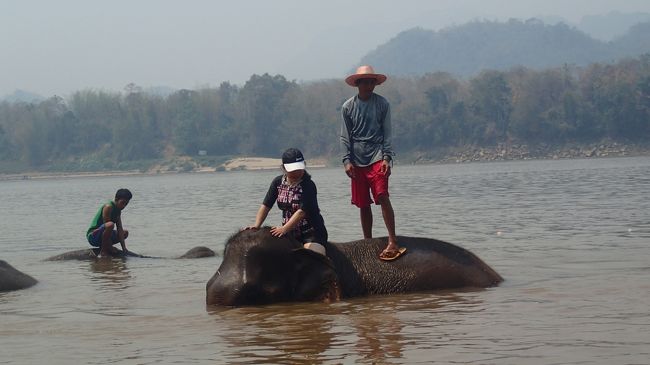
[222,157,327,171]
[0,156,329,180]
[0,170,147,181]
[222,157,282,171]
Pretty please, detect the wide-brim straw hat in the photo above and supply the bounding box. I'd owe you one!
[345,65,387,87]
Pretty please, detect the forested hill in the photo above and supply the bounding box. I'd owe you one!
[2,53,649,174]
[360,19,650,77]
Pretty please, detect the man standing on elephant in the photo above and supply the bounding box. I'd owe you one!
[340,65,406,261]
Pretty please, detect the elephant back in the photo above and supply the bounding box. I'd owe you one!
[327,236,502,297]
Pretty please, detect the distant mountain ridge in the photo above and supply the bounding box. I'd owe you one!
[1,90,45,103]
[577,11,650,41]
[358,18,650,78]
[1,86,177,103]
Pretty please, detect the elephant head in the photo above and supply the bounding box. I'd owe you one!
[206,228,340,306]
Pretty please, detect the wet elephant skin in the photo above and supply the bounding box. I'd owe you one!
[206,228,502,306]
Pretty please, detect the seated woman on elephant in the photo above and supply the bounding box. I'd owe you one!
[245,148,329,255]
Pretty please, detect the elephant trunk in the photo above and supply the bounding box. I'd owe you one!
[206,281,243,306]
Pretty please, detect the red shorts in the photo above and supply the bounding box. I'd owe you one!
[351,161,389,208]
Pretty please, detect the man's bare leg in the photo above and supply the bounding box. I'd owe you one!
[360,205,373,239]
[99,222,115,257]
[377,195,398,252]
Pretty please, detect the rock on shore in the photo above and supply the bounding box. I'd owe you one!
[415,142,650,164]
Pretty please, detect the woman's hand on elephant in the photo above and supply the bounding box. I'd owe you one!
[241,226,259,231]
[270,226,287,237]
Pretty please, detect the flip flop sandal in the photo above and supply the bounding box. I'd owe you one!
[379,247,407,261]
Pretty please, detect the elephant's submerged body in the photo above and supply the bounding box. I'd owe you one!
[206,228,502,306]
[45,246,215,261]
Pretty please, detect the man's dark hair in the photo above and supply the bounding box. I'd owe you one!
[115,188,133,201]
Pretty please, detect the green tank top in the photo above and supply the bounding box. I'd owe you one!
[86,201,120,236]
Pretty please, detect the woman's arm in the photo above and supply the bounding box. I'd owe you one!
[244,177,280,231]
[270,209,306,237]
[253,204,271,228]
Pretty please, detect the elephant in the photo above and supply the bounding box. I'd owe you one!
[206,227,503,306]
[178,246,216,259]
[1,260,38,292]
[45,246,215,261]
[45,248,154,261]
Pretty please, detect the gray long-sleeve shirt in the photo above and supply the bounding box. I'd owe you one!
[340,93,394,167]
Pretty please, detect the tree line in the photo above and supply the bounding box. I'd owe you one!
[1,54,649,170]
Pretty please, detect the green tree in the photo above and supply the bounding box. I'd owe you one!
[0,124,12,159]
[468,70,512,143]
[636,75,650,138]
[238,73,296,155]
[510,68,576,141]
[170,89,201,155]
[68,89,123,153]
[114,88,162,160]
[206,82,240,155]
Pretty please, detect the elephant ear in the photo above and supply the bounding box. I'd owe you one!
[291,249,341,303]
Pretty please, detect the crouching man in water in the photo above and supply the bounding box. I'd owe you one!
[245,148,328,256]
[86,188,132,257]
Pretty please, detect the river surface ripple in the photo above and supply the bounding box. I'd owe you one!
[1,157,649,364]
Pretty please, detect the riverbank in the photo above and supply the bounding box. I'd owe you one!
[0,156,327,181]
[408,141,650,165]
[2,141,649,181]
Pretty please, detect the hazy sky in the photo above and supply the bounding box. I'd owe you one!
[2,0,650,97]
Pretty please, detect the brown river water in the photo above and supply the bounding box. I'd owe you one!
[1,157,649,364]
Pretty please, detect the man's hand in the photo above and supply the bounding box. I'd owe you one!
[380,160,391,176]
[345,163,356,179]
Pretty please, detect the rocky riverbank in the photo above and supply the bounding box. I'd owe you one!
[412,141,650,164]
[2,142,649,180]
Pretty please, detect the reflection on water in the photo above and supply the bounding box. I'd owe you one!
[87,258,132,290]
[207,291,483,364]
[1,157,649,364]
[211,304,336,364]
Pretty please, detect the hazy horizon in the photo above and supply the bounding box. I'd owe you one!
[2,0,650,98]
